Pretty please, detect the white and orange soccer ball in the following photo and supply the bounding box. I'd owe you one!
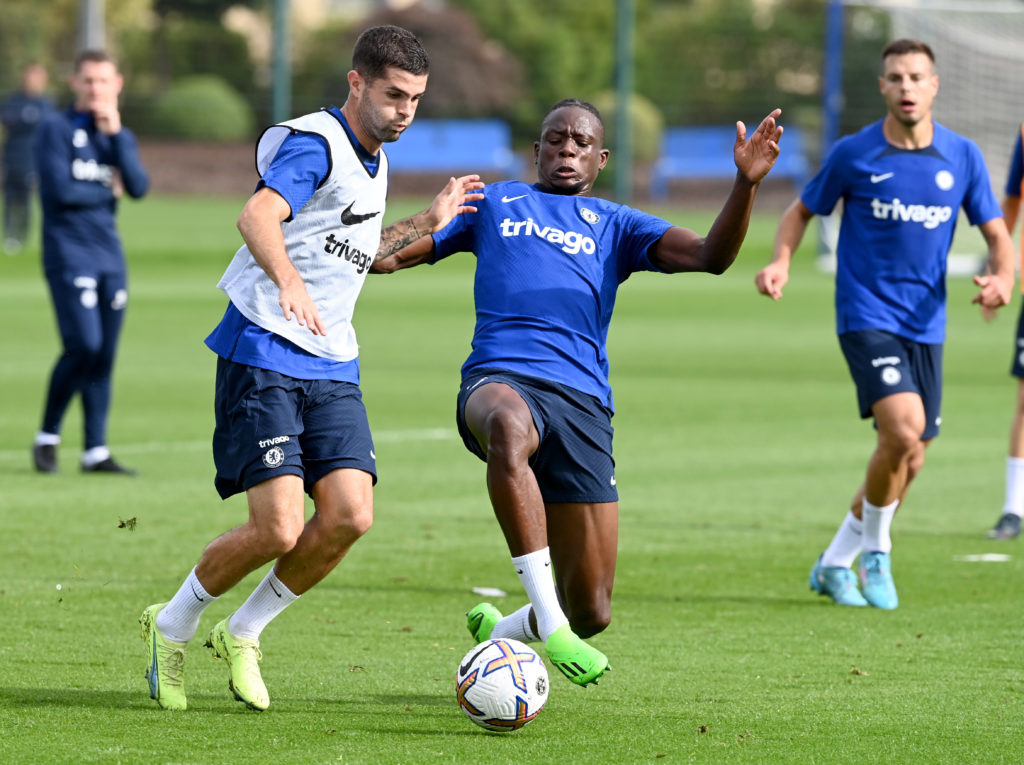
[455,638,549,732]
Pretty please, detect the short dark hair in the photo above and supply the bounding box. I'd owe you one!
[74,49,118,73]
[352,25,429,82]
[882,39,935,65]
[543,98,604,128]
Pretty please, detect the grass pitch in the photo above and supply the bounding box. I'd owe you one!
[0,194,1021,763]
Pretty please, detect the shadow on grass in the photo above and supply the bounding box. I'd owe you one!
[0,687,301,714]
[313,694,496,737]
[2,687,149,709]
[0,687,457,713]
[0,464,50,477]
[1,687,538,738]
[624,590,822,608]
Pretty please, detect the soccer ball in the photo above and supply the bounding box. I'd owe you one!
[455,638,548,732]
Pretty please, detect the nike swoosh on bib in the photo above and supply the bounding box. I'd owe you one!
[340,201,380,225]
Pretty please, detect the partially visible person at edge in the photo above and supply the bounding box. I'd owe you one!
[33,50,148,475]
[1,62,54,254]
[373,98,783,687]
[755,39,1014,608]
[138,25,483,712]
[987,121,1024,540]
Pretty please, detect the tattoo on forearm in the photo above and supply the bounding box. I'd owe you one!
[376,217,423,260]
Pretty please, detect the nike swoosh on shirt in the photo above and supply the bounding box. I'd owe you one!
[869,172,894,183]
[501,194,527,203]
[340,201,380,225]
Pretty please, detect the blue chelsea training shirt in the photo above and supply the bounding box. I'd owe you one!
[431,180,673,411]
[802,119,1000,344]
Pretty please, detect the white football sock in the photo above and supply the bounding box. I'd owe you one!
[511,548,567,641]
[34,431,60,446]
[157,567,217,643]
[81,446,110,467]
[821,511,863,568]
[1003,456,1024,517]
[862,498,899,554]
[229,568,298,641]
[491,604,539,642]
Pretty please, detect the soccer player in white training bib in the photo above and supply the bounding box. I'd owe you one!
[138,25,482,711]
[374,98,784,686]
[756,39,1015,609]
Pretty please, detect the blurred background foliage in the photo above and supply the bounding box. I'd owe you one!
[148,75,255,141]
[0,0,893,160]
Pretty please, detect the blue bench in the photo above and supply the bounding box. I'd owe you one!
[384,119,525,178]
[650,125,809,199]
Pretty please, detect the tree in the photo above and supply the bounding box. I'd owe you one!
[152,0,253,22]
[637,0,825,127]
[449,0,828,145]
[291,4,525,124]
[449,0,619,140]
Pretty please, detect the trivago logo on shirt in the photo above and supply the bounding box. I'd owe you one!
[499,217,596,255]
[323,233,372,274]
[71,158,114,186]
[870,197,953,230]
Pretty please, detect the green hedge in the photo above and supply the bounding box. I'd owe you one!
[150,75,254,141]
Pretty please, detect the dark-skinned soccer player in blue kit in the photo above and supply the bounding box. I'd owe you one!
[756,39,1014,609]
[373,98,784,686]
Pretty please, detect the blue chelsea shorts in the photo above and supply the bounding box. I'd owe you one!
[456,368,618,504]
[212,357,377,499]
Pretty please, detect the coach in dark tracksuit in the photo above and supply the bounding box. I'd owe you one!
[1,63,54,253]
[32,50,148,475]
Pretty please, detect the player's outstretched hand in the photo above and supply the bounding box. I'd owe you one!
[971,272,1013,319]
[279,279,327,336]
[735,108,782,185]
[755,261,789,300]
[423,174,485,234]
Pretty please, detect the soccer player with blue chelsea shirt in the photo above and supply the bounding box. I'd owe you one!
[139,26,482,712]
[375,98,783,686]
[756,39,1014,609]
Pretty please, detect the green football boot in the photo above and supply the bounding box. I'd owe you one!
[205,619,270,711]
[466,602,503,643]
[544,623,609,687]
[139,603,187,711]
